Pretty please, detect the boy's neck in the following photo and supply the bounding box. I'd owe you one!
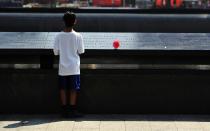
[64,27,73,32]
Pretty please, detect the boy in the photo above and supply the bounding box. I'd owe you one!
[53,11,85,118]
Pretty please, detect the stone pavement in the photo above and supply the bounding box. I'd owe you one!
[1,115,210,131]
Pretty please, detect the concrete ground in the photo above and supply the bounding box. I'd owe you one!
[1,115,210,131]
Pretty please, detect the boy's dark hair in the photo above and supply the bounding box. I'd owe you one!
[63,11,76,28]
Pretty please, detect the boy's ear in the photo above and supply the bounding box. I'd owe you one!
[74,20,77,25]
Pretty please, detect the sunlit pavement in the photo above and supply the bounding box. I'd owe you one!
[1,114,210,131]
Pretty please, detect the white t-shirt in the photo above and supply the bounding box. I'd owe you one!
[53,30,85,76]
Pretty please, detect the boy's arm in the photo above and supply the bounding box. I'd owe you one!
[53,35,59,55]
[77,34,85,54]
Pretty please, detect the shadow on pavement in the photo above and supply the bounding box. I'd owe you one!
[2,114,210,128]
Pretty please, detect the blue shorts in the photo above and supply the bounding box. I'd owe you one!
[58,75,80,91]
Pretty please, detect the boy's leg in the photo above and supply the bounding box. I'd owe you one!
[60,89,67,105]
[69,75,80,107]
[67,75,83,117]
[58,76,68,118]
[70,90,77,106]
[59,76,68,106]
[68,89,78,111]
[60,89,68,118]
[68,90,83,117]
